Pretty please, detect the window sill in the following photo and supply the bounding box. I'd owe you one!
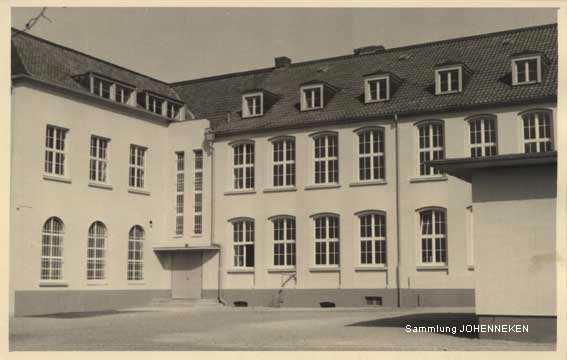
[191,235,203,238]
[435,90,461,96]
[467,265,475,271]
[128,188,151,196]
[513,80,540,86]
[349,180,387,187]
[300,106,324,112]
[354,266,388,272]
[227,268,255,274]
[416,265,448,271]
[86,281,108,286]
[224,189,256,196]
[409,176,447,184]
[39,281,68,287]
[43,174,72,184]
[128,281,146,285]
[364,98,390,104]
[309,267,340,273]
[267,267,296,273]
[263,187,297,193]
[88,182,113,190]
[304,184,341,191]
[172,234,183,239]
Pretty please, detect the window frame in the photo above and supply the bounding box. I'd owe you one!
[230,218,255,270]
[89,74,135,105]
[310,132,339,185]
[356,211,387,267]
[435,66,462,95]
[417,207,448,267]
[127,225,145,282]
[270,136,296,188]
[242,92,264,118]
[364,75,390,103]
[415,120,445,177]
[311,213,340,268]
[44,125,69,178]
[355,127,386,182]
[466,115,498,158]
[193,150,204,236]
[231,141,255,191]
[40,217,64,282]
[174,152,185,236]
[300,84,324,111]
[270,216,297,268]
[512,55,542,86]
[89,135,110,184]
[520,109,554,153]
[129,144,147,189]
[87,221,108,282]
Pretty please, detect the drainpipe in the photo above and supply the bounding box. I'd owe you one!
[394,113,401,308]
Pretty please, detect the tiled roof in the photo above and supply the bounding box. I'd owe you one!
[11,29,181,101]
[172,24,557,136]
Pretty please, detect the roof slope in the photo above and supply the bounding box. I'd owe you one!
[11,29,181,100]
[173,24,557,136]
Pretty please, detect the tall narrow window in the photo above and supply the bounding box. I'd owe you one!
[90,136,109,183]
[128,225,144,281]
[314,215,340,266]
[194,150,204,235]
[44,125,68,176]
[357,128,385,181]
[313,134,339,184]
[40,217,64,280]
[129,145,146,188]
[87,221,107,281]
[232,220,255,268]
[418,122,444,176]
[272,138,296,187]
[469,116,497,158]
[359,213,387,266]
[273,217,296,267]
[233,143,255,190]
[175,152,184,235]
[522,111,553,153]
[419,209,447,265]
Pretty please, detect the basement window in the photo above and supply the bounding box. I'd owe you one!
[365,296,383,306]
[234,301,248,307]
[319,301,336,308]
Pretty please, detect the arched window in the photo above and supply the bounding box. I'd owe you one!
[521,110,553,153]
[271,216,296,267]
[128,225,144,281]
[41,217,64,280]
[87,221,107,281]
[231,219,255,268]
[356,127,385,181]
[358,212,387,266]
[418,208,447,265]
[416,121,444,176]
[313,214,340,266]
[467,115,497,157]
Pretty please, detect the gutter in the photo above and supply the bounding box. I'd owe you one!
[394,113,401,308]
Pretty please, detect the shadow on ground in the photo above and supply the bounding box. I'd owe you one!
[348,312,479,339]
[27,310,152,319]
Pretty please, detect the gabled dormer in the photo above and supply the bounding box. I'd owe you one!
[241,89,279,118]
[434,62,472,95]
[299,80,338,111]
[363,71,402,103]
[510,51,548,86]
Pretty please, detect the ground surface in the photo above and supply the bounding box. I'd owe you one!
[10,306,555,351]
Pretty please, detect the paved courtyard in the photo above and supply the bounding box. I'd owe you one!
[10,306,555,351]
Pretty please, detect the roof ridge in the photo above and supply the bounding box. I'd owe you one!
[171,23,557,86]
[11,27,175,88]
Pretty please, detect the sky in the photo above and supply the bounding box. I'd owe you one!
[11,7,557,83]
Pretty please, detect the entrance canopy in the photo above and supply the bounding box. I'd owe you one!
[152,244,220,252]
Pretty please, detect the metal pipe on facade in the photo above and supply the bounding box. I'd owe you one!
[394,113,402,308]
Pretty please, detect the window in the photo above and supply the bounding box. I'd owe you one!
[92,77,112,99]
[115,85,133,104]
[242,93,263,118]
[301,85,323,110]
[175,152,184,235]
[468,116,497,158]
[194,150,204,235]
[365,76,389,102]
[273,217,296,267]
[233,143,255,190]
[232,220,254,268]
[147,95,163,115]
[313,134,339,184]
[357,128,385,181]
[89,136,109,183]
[129,145,146,188]
[272,138,296,187]
[435,67,462,94]
[127,225,144,281]
[314,215,340,266]
[522,110,553,153]
[44,125,68,176]
[512,56,541,85]
[359,213,387,266]
[40,217,64,281]
[87,221,107,281]
[417,122,444,176]
[166,103,181,119]
[419,209,447,265]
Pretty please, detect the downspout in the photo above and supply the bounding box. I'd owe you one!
[394,113,401,308]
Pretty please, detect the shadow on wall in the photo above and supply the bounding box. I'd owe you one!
[348,313,478,339]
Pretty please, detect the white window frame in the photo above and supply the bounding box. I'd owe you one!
[128,225,144,281]
[300,84,324,111]
[129,145,146,189]
[231,219,255,269]
[146,93,165,116]
[87,221,107,281]
[89,135,110,184]
[89,74,135,105]
[364,75,390,103]
[357,211,387,267]
[356,127,385,181]
[271,216,296,268]
[418,208,447,266]
[174,152,185,236]
[467,116,498,158]
[271,137,296,188]
[44,125,69,177]
[313,214,340,267]
[312,133,339,185]
[193,150,204,235]
[232,142,255,190]
[435,66,462,95]
[242,92,264,118]
[512,56,542,85]
[521,110,554,153]
[40,217,64,281]
[416,121,444,177]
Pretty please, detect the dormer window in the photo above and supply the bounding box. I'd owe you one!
[242,92,264,118]
[365,76,389,103]
[435,66,462,95]
[301,85,323,111]
[512,56,542,85]
[147,94,163,115]
[115,85,133,104]
[167,102,181,119]
[93,77,112,99]
[88,74,135,105]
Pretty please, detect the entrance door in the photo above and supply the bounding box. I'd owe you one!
[171,252,202,299]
